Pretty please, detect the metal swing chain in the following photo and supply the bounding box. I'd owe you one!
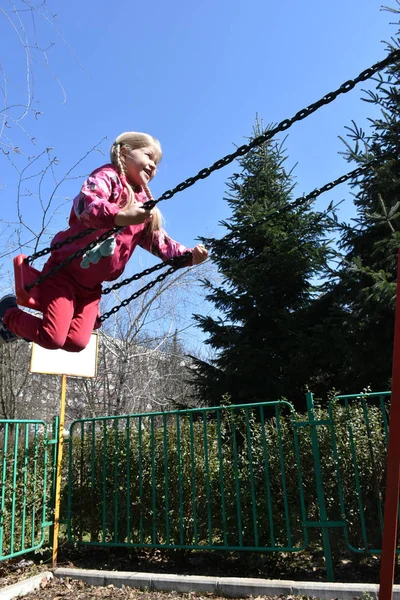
[25,48,400,271]
[20,50,400,299]
[221,156,390,243]
[25,227,124,290]
[98,156,389,321]
[142,49,400,210]
[99,255,191,322]
[23,48,399,317]
[26,226,124,264]
[102,252,192,294]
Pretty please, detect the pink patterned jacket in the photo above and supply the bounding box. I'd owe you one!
[45,164,192,289]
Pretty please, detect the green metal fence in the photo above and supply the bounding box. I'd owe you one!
[67,400,309,552]
[0,419,56,560]
[329,391,391,554]
[65,391,394,583]
[0,391,395,582]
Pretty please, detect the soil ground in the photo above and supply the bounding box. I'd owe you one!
[0,544,393,600]
[2,574,317,600]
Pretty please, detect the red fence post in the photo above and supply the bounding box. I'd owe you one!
[379,249,400,599]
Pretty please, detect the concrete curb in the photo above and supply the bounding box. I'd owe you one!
[0,571,53,600]
[54,567,400,600]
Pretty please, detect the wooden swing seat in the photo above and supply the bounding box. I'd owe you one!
[13,254,42,311]
[13,255,101,328]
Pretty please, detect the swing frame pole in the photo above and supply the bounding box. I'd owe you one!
[379,249,400,599]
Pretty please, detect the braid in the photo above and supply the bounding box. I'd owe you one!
[113,143,126,179]
[112,143,133,208]
[143,183,154,202]
[142,183,162,233]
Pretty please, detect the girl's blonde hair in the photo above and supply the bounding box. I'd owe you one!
[110,131,163,232]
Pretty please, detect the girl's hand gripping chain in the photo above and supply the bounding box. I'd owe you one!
[192,244,208,265]
[114,200,154,227]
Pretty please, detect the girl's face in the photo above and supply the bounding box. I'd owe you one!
[122,144,160,187]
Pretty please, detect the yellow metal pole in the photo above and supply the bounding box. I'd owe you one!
[52,374,67,567]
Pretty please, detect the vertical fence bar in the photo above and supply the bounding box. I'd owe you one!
[202,412,212,545]
[10,423,20,556]
[328,400,350,550]
[150,416,156,544]
[101,420,107,543]
[361,398,384,533]
[260,406,275,546]
[306,392,334,582]
[67,421,73,543]
[380,394,390,444]
[79,421,84,543]
[0,423,9,557]
[176,414,184,545]
[162,414,170,545]
[290,409,308,549]
[32,423,39,548]
[275,404,291,547]
[126,417,131,544]
[113,420,119,543]
[216,410,227,546]
[231,413,243,546]
[245,407,258,546]
[40,425,49,550]
[188,413,198,545]
[48,417,58,548]
[343,398,369,549]
[90,420,96,543]
[21,424,29,552]
[138,416,143,544]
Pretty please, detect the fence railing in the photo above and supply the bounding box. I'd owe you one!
[0,391,395,582]
[329,391,391,554]
[0,419,56,560]
[67,400,308,552]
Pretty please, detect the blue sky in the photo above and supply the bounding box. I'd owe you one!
[0,0,398,346]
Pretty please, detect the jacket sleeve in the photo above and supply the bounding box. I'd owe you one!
[72,168,124,229]
[139,228,193,266]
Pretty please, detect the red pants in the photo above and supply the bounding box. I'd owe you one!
[4,269,102,352]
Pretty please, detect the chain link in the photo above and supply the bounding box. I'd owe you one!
[27,226,123,264]
[25,227,123,289]
[28,228,94,262]
[98,157,389,321]
[142,49,400,210]
[222,158,387,242]
[101,252,192,295]
[99,262,187,322]
[21,50,400,292]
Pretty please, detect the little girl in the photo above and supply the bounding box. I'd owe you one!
[0,132,208,351]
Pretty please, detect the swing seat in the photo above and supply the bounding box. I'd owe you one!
[13,254,42,311]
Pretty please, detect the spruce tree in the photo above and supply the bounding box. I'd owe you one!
[192,122,335,408]
[318,25,400,393]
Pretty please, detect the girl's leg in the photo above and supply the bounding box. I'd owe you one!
[62,291,101,352]
[4,274,77,350]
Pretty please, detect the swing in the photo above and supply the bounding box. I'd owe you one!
[12,156,381,321]
[13,246,192,322]
[13,254,42,311]
[11,49,397,320]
